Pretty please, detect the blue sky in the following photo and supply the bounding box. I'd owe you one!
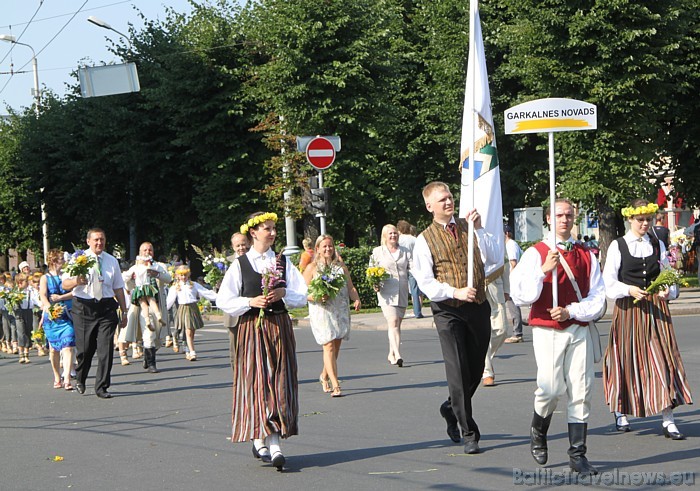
[1,0,196,114]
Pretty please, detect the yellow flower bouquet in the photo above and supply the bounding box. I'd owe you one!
[63,250,96,277]
[366,265,389,289]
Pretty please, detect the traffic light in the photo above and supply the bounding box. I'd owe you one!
[311,187,328,214]
[309,176,331,215]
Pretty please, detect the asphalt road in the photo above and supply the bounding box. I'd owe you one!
[1,314,698,491]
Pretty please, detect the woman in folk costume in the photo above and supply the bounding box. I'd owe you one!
[370,224,411,367]
[165,265,216,361]
[603,199,693,439]
[217,212,307,471]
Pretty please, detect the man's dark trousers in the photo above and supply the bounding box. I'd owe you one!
[73,298,119,394]
[433,300,491,442]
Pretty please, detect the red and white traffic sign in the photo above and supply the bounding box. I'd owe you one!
[305,136,336,170]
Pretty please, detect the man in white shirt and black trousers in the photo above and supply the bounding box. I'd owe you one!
[412,181,499,455]
[63,228,128,399]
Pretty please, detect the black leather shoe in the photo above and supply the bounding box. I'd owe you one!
[464,440,480,454]
[96,391,112,399]
[271,451,286,470]
[663,425,685,440]
[252,444,271,463]
[439,401,461,443]
[75,383,86,395]
[396,358,403,368]
[614,414,631,432]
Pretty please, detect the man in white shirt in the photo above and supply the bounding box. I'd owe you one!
[509,199,605,475]
[63,228,128,399]
[504,225,524,343]
[412,182,499,455]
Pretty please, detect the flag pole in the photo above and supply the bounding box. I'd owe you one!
[548,131,558,307]
[467,0,477,288]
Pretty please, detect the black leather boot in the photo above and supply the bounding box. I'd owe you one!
[530,412,552,465]
[146,348,159,373]
[568,423,598,475]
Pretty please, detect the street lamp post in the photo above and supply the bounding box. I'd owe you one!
[0,34,48,266]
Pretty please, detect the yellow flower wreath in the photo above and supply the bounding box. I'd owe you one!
[240,212,278,235]
[621,203,659,218]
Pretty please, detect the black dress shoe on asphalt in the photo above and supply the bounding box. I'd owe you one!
[614,414,631,432]
[396,358,403,368]
[271,451,286,470]
[439,401,461,443]
[96,391,112,399]
[464,440,480,454]
[252,444,272,463]
[75,383,86,394]
[663,425,685,440]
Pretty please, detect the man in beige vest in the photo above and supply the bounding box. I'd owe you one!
[413,181,499,455]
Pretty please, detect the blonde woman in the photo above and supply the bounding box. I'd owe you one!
[371,224,410,367]
[303,235,361,397]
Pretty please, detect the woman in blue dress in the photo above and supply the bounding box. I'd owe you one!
[39,249,76,390]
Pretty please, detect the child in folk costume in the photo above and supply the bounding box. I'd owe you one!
[166,265,217,361]
[125,255,165,331]
[14,273,40,364]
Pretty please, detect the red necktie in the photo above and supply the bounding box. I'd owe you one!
[447,223,458,240]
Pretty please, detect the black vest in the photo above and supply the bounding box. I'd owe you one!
[238,253,287,315]
[617,236,661,289]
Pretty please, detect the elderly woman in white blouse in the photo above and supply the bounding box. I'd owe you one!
[370,224,411,367]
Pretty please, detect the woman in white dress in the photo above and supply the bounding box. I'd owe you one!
[303,235,361,397]
[371,224,410,367]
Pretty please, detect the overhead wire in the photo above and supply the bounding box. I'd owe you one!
[0,0,90,98]
[0,0,45,66]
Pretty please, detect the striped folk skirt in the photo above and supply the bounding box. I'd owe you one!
[174,302,204,332]
[603,296,693,417]
[231,311,298,442]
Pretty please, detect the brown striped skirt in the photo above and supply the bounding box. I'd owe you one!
[231,311,298,442]
[174,302,204,332]
[603,295,693,417]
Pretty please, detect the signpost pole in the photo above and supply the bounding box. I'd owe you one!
[548,131,558,307]
[318,170,327,235]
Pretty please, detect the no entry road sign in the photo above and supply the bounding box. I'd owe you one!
[305,136,336,170]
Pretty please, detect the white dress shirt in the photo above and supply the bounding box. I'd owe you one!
[603,231,677,300]
[217,248,308,317]
[509,234,606,322]
[412,219,499,302]
[65,251,125,300]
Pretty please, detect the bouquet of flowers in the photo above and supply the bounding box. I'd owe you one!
[366,264,389,289]
[48,302,66,321]
[0,287,25,315]
[308,264,346,303]
[63,250,96,277]
[634,264,689,304]
[192,245,230,290]
[197,297,212,316]
[256,256,285,329]
[31,326,46,345]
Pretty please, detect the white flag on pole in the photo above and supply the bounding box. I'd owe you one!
[459,0,504,277]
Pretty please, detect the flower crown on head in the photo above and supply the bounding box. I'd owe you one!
[240,212,278,235]
[621,203,659,218]
[175,265,191,275]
